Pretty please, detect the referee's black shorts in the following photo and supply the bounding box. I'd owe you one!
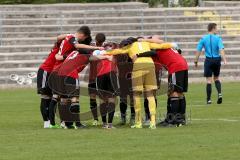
[204,57,221,77]
[37,68,52,96]
[168,70,188,93]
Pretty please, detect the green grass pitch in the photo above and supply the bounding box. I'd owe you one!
[0,83,240,160]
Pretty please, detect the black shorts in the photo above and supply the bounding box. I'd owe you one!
[118,72,133,97]
[48,72,79,98]
[168,70,188,93]
[204,57,221,77]
[37,68,52,95]
[88,81,97,95]
[96,71,119,99]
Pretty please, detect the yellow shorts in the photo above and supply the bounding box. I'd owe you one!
[132,59,157,92]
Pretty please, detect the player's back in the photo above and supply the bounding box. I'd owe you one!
[53,34,78,69]
[156,48,188,74]
[58,51,89,78]
[130,42,153,65]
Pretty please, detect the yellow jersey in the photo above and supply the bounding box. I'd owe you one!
[106,42,173,62]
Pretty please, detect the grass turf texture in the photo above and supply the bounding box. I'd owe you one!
[0,83,240,160]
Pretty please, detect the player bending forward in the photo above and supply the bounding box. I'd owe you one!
[104,37,174,129]
[137,37,188,127]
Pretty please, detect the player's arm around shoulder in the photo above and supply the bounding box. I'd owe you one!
[74,43,104,50]
[149,42,174,50]
[105,46,130,55]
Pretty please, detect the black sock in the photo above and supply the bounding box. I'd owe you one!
[69,103,80,125]
[169,97,180,124]
[130,107,135,117]
[130,96,135,117]
[40,98,51,121]
[59,101,72,124]
[120,98,127,118]
[49,98,58,125]
[155,98,158,108]
[144,98,150,120]
[108,102,115,124]
[90,98,98,121]
[179,96,186,122]
[165,97,171,122]
[215,80,222,95]
[206,83,212,101]
[100,103,107,123]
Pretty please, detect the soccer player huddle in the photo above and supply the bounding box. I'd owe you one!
[37,26,189,130]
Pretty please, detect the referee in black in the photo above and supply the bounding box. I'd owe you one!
[195,23,227,104]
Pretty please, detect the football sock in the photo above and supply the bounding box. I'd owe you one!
[40,98,51,121]
[100,103,107,123]
[144,98,150,120]
[69,103,80,124]
[215,80,222,95]
[49,97,58,125]
[130,106,135,117]
[90,98,98,121]
[120,99,127,118]
[147,96,157,125]
[166,97,171,123]
[155,98,158,108]
[134,95,142,125]
[206,83,212,101]
[130,96,135,117]
[108,102,115,124]
[59,100,72,127]
[179,96,186,122]
[170,97,180,124]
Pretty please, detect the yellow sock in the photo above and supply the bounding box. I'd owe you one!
[134,95,142,125]
[147,96,156,125]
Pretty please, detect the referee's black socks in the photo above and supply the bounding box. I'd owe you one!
[206,83,212,101]
[215,80,222,95]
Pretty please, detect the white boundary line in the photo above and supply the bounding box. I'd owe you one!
[190,118,240,122]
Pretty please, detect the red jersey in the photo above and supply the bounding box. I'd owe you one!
[39,40,62,72]
[58,51,90,79]
[155,49,188,74]
[53,34,79,69]
[97,59,117,77]
[96,42,118,77]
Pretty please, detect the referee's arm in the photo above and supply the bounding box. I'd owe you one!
[218,38,227,64]
[194,38,204,67]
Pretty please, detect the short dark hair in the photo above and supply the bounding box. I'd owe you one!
[77,26,91,36]
[208,23,217,32]
[95,33,106,44]
[119,37,137,47]
[81,36,92,45]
